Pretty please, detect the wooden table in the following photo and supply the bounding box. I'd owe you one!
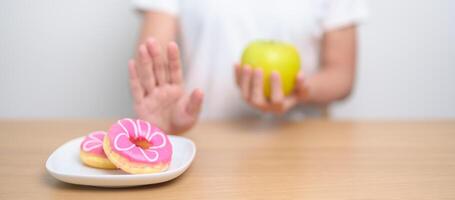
[1,120,454,199]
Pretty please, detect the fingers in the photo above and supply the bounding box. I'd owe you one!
[234,63,241,87]
[128,60,144,104]
[146,38,167,85]
[237,64,266,108]
[237,68,298,115]
[167,42,183,85]
[270,71,285,105]
[250,69,266,107]
[186,89,204,116]
[240,65,253,99]
[136,44,156,92]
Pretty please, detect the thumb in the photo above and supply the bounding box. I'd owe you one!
[185,89,204,116]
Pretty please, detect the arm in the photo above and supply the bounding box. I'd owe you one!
[304,25,357,105]
[137,11,178,47]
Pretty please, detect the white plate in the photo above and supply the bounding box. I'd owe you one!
[46,135,196,187]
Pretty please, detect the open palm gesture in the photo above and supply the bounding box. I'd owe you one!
[128,38,203,134]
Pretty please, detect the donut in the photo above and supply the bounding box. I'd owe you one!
[103,118,173,174]
[80,131,117,169]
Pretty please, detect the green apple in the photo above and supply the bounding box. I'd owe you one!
[241,40,301,98]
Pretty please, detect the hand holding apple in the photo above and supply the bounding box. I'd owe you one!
[241,40,301,97]
[235,40,310,114]
[235,64,309,114]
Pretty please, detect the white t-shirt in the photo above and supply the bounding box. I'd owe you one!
[133,0,367,120]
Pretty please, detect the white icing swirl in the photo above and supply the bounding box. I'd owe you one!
[112,119,167,162]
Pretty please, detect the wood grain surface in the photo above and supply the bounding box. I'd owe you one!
[0,119,454,199]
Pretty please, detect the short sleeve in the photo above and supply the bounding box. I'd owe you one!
[321,0,368,31]
[132,0,179,15]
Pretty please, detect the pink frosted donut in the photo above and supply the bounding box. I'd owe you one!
[103,118,173,174]
[80,131,116,169]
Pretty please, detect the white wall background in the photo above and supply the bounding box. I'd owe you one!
[0,0,453,119]
[331,0,454,119]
